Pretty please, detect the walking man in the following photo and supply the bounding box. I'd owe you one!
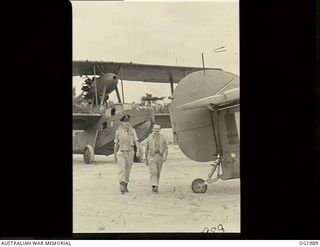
[114,114,141,194]
[145,124,168,193]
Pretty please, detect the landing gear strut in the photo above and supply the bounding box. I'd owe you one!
[191,154,223,193]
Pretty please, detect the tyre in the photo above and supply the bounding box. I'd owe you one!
[83,145,94,164]
[191,178,207,193]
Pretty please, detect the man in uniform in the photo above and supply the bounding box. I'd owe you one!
[114,114,141,194]
[145,124,168,193]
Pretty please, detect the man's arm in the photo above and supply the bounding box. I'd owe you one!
[163,138,168,162]
[132,129,141,157]
[114,130,119,164]
[145,138,149,166]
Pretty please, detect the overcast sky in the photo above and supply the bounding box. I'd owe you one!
[72,0,239,103]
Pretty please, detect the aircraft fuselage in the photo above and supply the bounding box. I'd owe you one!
[73,106,154,156]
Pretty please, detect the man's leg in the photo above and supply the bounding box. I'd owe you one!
[117,151,126,193]
[124,149,134,182]
[157,159,164,184]
[153,154,163,192]
[124,149,134,192]
[148,156,159,187]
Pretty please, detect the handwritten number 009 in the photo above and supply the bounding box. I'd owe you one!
[202,224,225,233]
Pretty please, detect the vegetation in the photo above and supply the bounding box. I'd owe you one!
[73,102,93,113]
[141,93,165,106]
[81,77,95,103]
[73,91,170,114]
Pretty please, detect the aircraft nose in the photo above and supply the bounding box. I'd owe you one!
[109,74,118,86]
[105,73,118,87]
[102,73,118,82]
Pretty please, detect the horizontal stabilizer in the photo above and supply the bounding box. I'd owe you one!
[178,87,239,110]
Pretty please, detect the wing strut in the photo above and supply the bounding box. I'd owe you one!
[115,86,122,103]
[119,66,125,103]
[100,86,107,110]
[170,79,174,95]
[168,71,174,95]
[93,66,98,107]
[209,105,223,156]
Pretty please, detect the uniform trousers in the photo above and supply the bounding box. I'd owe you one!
[118,148,134,183]
[148,153,164,186]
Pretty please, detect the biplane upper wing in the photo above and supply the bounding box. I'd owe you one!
[178,76,239,110]
[73,60,221,83]
[73,113,102,130]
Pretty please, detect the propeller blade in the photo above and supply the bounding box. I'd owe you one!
[96,65,104,75]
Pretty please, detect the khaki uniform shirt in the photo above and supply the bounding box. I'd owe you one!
[114,125,139,151]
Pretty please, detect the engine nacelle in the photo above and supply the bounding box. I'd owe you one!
[92,73,118,95]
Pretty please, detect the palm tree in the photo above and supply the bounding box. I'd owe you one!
[141,93,165,106]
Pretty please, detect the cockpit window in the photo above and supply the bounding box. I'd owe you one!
[111,108,116,116]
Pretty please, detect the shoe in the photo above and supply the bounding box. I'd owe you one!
[152,186,158,193]
[124,183,129,193]
[120,182,126,193]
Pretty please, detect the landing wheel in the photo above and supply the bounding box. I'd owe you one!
[191,178,207,193]
[83,145,94,164]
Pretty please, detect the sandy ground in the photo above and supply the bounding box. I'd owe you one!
[73,145,240,233]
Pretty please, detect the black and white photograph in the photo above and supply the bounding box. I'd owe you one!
[72,0,240,233]
[6,0,319,241]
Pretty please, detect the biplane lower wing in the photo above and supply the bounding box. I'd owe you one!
[73,113,103,151]
[73,113,102,130]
